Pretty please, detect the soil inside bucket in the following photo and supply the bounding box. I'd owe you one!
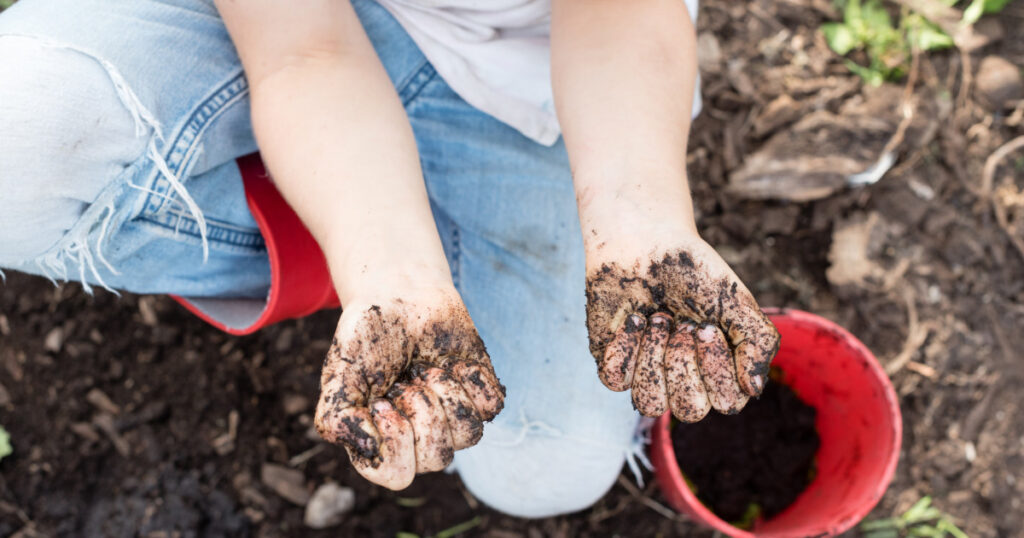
[671,374,819,526]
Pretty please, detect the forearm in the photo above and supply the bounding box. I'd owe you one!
[551,0,699,246]
[249,58,450,304]
[218,1,450,305]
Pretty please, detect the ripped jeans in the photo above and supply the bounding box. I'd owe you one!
[0,0,644,518]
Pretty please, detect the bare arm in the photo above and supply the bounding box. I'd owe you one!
[214,0,504,490]
[215,0,450,303]
[552,0,699,244]
[552,1,779,420]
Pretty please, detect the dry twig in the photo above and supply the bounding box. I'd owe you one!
[885,288,933,376]
[980,135,1024,260]
[880,46,921,159]
[615,475,680,521]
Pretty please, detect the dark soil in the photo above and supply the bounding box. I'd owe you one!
[671,375,819,524]
[3,0,1024,536]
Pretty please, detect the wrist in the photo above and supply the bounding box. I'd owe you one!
[323,236,454,308]
[574,167,698,252]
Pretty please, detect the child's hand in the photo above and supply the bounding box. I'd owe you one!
[584,232,779,422]
[314,288,504,490]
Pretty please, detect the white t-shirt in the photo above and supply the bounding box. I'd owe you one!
[375,0,702,146]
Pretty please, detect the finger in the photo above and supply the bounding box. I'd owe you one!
[447,359,505,422]
[316,349,377,451]
[390,382,455,473]
[320,347,371,408]
[414,365,484,450]
[328,306,411,400]
[346,399,415,490]
[665,321,711,422]
[696,323,749,414]
[631,313,672,416]
[725,309,780,396]
[315,404,379,459]
[600,314,646,391]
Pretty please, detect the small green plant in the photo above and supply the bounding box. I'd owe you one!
[395,516,482,538]
[0,0,16,10]
[822,0,952,84]
[732,503,763,530]
[822,0,1013,84]
[961,0,1015,24]
[860,497,969,538]
[0,426,11,461]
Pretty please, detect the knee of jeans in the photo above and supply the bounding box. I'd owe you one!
[0,36,148,263]
[454,425,629,518]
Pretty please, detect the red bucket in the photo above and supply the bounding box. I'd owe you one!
[650,308,901,537]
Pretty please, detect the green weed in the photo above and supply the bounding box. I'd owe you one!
[0,425,11,461]
[860,497,969,538]
[395,516,482,538]
[822,0,1013,84]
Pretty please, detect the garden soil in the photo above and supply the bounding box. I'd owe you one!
[671,377,819,524]
[2,0,1024,536]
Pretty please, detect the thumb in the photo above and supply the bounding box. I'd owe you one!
[328,401,416,491]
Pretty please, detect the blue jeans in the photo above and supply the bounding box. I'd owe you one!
[0,0,640,518]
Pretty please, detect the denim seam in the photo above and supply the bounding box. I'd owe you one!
[135,71,259,249]
[399,62,438,107]
[450,226,462,289]
[141,211,266,251]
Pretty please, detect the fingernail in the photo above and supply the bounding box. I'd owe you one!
[650,313,672,326]
[697,324,717,342]
[679,321,697,333]
[751,375,764,393]
[625,315,646,333]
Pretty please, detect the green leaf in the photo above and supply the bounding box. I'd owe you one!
[905,16,954,51]
[845,60,886,85]
[396,496,428,508]
[902,496,935,522]
[435,516,482,538]
[963,0,986,24]
[395,533,420,538]
[0,426,11,461]
[860,518,900,531]
[860,0,894,32]
[982,0,1013,13]
[730,503,762,530]
[823,22,861,54]
[862,530,901,538]
[937,519,970,538]
[844,0,864,26]
[909,526,944,538]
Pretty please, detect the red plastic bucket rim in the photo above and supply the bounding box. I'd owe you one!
[650,308,902,537]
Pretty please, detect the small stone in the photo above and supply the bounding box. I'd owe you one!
[260,463,310,505]
[976,56,1023,110]
[70,422,101,443]
[275,327,296,352]
[303,483,355,529]
[137,296,159,326]
[282,394,310,416]
[43,328,64,353]
[86,388,121,415]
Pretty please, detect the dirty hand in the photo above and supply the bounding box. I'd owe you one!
[585,234,780,422]
[314,289,504,490]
